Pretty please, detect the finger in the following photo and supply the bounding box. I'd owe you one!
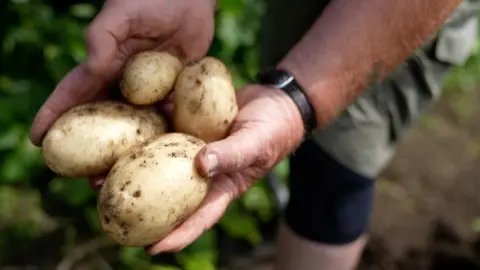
[30,65,109,145]
[84,2,131,78]
[156,91,174,119]
[89,176,105,191]
[146,180,232,255]
[195,125,262,177]
[29,3,130,146]
[161,91,175,104]
[159,102,174,120]
[87,1,184,67]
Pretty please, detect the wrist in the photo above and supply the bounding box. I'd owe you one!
[257,67,317,134]
[277,58,338,129]
[241,84,305,146]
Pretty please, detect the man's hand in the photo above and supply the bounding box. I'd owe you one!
[29,0,215,146]
[145,84,305,254]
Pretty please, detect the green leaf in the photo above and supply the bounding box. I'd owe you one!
[70,3,96,19]
[11,0,30,4]
[216,0,244,15]
[218,203,262,246]
[84,206,102,232]
[231,68,249,88]
[119,246,152,269]
[0,77,33,96]
[0,124,25,150]
[173,230,218,270]
[273,158,290,183]
[151,265,182,270]
[0,76,13,92]
[7,26,41,45]
[243,47,260,80]
[68,39,87,63]
[9,219,42,238]
[185,229,217,255]
[48,177,95,206]
[242,184,274,221]
[43,44,61,61]
[0,135,42,183]
[216,12,241,53]
[176,252,217,270]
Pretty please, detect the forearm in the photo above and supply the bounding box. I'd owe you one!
[278,0,462,129]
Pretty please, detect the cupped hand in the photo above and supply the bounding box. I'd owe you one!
[29,0,215,146]
[146,84,305,255]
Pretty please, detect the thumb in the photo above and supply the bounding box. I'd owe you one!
[29,3,152,146]
[29,5,127,146]
[196,127,264,177]
[83,2,133,79]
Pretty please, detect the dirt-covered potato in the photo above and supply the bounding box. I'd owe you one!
[41,101,167,178]
[121,51,183,105]
[173,57,238,143]
[97,133,210,247]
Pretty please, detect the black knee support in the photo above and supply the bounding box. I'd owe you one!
[285,140,375,244]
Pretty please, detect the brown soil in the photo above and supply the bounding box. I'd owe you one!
[358,92,480,269]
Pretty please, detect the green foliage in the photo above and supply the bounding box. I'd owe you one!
[1,0,274,269]
[2,0,480,269]
[174,230,218,270]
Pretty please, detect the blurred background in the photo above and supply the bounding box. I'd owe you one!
[1,0,479,269]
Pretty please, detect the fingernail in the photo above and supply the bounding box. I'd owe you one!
[207,154,218,177]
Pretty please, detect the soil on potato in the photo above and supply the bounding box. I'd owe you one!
[228,88,480,270]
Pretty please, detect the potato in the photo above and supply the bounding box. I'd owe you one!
[41,100,167,178]
[97,133,210,246]
[120,51,183,105]
[173,57,238,143]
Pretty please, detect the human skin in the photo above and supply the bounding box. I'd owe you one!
[29,0,216,146]
[277,0,463,130]
[149,0,461,255]
[29,0,462,262]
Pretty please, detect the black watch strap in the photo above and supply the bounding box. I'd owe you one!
[257,68,317,133]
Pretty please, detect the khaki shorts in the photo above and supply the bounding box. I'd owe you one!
[260,0,479,177]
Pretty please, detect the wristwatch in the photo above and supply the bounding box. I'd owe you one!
[257,68,317,133]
